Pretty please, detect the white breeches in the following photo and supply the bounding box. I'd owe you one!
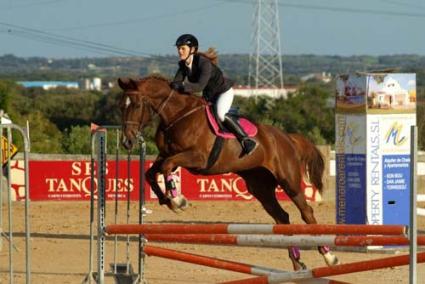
[216,88,234,122]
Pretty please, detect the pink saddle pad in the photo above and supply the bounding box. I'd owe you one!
[205,106,257,139]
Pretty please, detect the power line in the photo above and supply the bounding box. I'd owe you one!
[47,1,227,31]
[0,22,152,57]
[379,0,425,10]
[0,0,70,10]
[217,0,425,18]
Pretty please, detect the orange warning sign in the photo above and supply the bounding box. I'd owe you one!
[1,136,18,166]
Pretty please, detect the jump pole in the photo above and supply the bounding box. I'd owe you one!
[142,234,425,247]
[106,223,407,236]
[143,245,349,284]
[84,126,147,284]
[220,252,425,284]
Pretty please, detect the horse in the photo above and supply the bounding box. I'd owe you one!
[117,75,338,270]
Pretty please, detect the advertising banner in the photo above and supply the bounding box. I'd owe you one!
[336,73,416,226]
[335,114,367,224]
[366,114,416,225]
[9,159,321,202]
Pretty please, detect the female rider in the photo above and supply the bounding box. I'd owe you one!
[169,34,257,156]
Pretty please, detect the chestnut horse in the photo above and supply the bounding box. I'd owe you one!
[117,75,338,270]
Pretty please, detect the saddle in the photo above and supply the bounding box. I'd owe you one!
[205,106,257,138]
[200,105,258,172]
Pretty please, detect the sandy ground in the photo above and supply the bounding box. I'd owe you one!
[1,200,424,284]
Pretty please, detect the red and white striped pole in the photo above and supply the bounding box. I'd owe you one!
[220,252,425,284]
[106,223,407,236]
[143,234,425,247]
[144,245,283,276]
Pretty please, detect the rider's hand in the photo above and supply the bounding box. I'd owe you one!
[170,81,184,92]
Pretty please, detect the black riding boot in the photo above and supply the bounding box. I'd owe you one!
[223,115,257,155]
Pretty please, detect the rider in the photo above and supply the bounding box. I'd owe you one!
[170,34,257,156]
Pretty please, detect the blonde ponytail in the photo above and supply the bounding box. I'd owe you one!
[198,47,219,65]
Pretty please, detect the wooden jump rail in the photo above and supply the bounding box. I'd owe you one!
[106,223,408,236]
[143,245,350,284]
[219,252,425,284]
[142,234,425,247]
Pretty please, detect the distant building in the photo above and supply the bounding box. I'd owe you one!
[18,81,79,90]
[233,85,298,99]
[80,77,102,91]
[301,72,332,83]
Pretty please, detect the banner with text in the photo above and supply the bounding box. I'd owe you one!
[9,160,321,202]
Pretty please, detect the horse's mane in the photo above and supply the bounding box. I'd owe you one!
[138,74,206,106]
[139,74,171,84]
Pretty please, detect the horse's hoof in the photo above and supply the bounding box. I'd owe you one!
[323,252,340,266]
[170,195,189,211]
[166,199,181,213]
[293,260,307,271]
[141,207,153,216]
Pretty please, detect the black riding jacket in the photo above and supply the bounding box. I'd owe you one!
[172,54,233,102]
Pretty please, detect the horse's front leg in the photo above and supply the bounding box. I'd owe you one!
[146,157,171,206]
[160,150,207,211]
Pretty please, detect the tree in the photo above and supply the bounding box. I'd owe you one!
[0,80,16,112]
[62,125,91,154]
[18,111,63,153]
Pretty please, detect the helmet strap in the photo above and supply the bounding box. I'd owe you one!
[184,54,194,66]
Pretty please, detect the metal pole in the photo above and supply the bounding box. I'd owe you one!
[409,125,417,284]
[97,131,107,284]
[0,125,3,252]
[7,127,13,284]
[113,129,120,274]
[126,152,131,273]
[86,130,97,284]
[21,125,31,284]
[138,137,146,283]
[1,124,31,283]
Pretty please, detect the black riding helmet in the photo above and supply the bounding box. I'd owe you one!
[175,34,199,51]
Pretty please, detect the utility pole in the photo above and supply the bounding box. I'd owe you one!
[248,0,284,97]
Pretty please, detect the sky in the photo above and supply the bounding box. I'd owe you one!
[0,0,425,58]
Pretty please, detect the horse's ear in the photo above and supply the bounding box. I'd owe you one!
[118,78,130,90]
[118,77,139,91]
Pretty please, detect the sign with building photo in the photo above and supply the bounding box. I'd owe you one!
[336,73,416,226]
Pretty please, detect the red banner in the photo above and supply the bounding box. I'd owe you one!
[10,160,321,202]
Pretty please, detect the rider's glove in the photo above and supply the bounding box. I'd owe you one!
[170,81,184,92]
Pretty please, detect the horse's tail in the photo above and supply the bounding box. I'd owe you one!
[289,133,324,193]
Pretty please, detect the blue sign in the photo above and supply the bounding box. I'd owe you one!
[382,154,410,225]
[336,154,366,224]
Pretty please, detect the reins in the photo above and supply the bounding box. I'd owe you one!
[162,105,204,132]
[124,88,203,132]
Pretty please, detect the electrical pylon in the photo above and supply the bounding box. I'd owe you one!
[248,0,284,96]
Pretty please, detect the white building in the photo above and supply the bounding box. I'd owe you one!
[80,77,102,91]
[233,86,289,99]
[18,81,79,90]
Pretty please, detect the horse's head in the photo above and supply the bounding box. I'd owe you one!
[118,77,154,150]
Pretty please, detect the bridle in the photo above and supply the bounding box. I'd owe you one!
[123,88,203,133]
[123,89,176,132]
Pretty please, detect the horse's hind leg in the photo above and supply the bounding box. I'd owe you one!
[287,187,340,267]
[238,169,307,271]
